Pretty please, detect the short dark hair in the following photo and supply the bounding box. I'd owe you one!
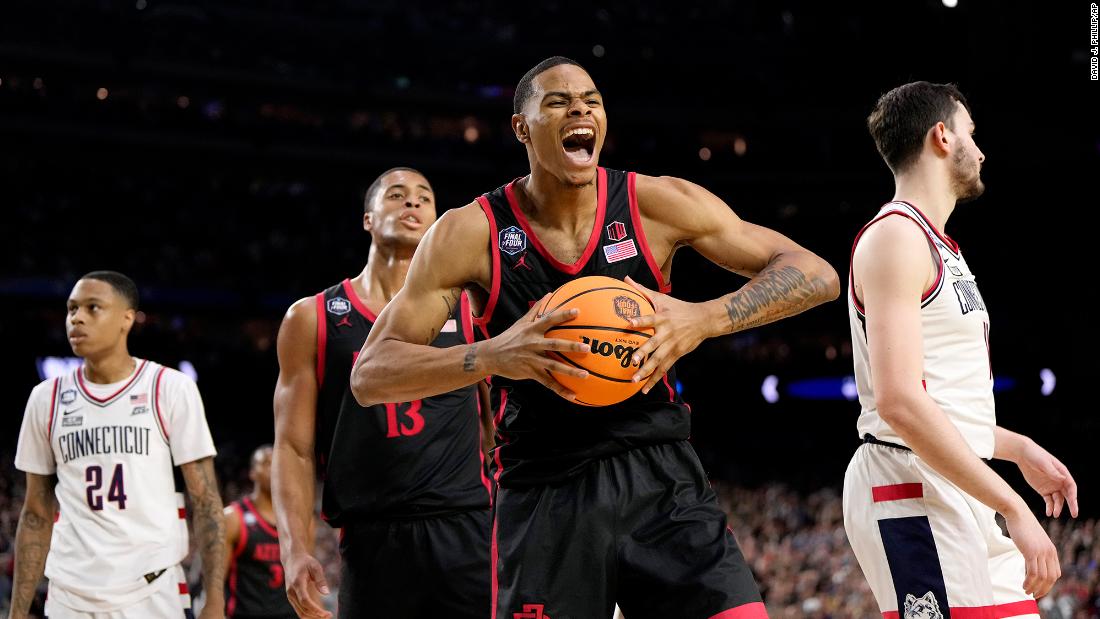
[867,81,972,174]
[514,56,586,114]
[363,166,425,213]
[80,270,139,309]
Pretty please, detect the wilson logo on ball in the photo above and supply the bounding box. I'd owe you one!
[580,336,641,369]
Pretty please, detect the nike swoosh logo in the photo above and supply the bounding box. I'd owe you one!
[62,409,82,416]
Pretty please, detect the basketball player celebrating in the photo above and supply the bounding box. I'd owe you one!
[10,271,226,619]
[350,57,840,619]
[272,168,492,619]
[223,445,296,619]
[843,82,1078,618]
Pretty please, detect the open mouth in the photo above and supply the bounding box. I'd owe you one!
[561,126,596,164]
[399,212,422,227]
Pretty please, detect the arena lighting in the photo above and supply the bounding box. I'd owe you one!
[592,44,606,58]
[698,147,712,161]
[767,375,1020,401]
[942,0,958,7]
[36,357,199,381]
[1040,368,1056,396]
[762,375,780,403]
[96,87,109,100]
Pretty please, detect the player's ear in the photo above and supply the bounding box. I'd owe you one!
[512,114,529,144]
[121,308,136,333]
[363,209,374,232]
[929,121,951,157]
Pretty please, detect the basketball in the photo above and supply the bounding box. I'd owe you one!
[538,275,656,406]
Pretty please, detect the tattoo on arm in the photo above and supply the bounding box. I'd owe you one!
[184,458,227,602]
[12,477,57,615]
[428,287,464,345]
[463,344,478,372]
[723,265,829,331]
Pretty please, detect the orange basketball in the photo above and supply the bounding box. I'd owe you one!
[538,275,655,406]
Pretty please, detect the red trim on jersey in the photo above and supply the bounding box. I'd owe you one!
[882,599,1037,619]
[227,559,239,617]
[871,482,923,503]
[489,507,500,619]
[474,403,492,504]
[503,167,608,275]
[178,507,186,519]
[178,582,189,594]
[848,209,944,315]
[314,292,327,387]
[152,367,171,442]
[46,378,59,441]
[75,359,148,403]
[243,496,279,538]
[708,602,769,619]
[627,172,672,293]
[459,292,475,345]
[342,278,378,322]
[895,200,960,254]
[474,196,502,333]
[232,503,249,558]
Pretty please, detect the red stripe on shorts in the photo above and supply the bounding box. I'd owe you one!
[709,602,769,619]
[871,483,923,502]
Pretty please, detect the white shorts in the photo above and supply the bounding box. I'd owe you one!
[44,564,191,619]
[842,442,1039,619]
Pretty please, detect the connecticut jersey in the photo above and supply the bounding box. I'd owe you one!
[14,358,217,610]
[476,167,691,488]
[848,201,995,457]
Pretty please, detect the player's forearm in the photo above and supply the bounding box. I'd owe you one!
[184,459,227,605]
[992,426,1033,463]
[881,393,1024,515]
[707,252,839,336]
[272,443,317,556]
[351,338,487,407]
[9,507,53,617]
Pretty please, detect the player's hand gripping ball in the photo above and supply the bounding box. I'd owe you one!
[537,275,655,406]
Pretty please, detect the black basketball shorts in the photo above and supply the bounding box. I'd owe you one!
[338,508,491,619]
[491,440,767,619]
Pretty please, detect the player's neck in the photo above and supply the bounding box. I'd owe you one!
[520,166,598,230]
[357,242,414,307]
[82,350,136,384]
[892,169,956,232]
[249,491,275,520]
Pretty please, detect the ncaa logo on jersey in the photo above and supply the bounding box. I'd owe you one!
[60,389,77,405]
[606,220,627,242]
[499,226,527,256]
[327,297,352,316]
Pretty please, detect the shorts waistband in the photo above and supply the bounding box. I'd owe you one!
[862,433,912,452]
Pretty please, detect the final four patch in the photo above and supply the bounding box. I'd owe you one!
[327,297,351,316]
[499,225,527,256]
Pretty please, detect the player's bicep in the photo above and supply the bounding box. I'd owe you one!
[22,472,58,517]
[274,298,319,455]
[857,220,933,405]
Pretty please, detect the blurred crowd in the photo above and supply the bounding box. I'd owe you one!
[2,454,1096,618]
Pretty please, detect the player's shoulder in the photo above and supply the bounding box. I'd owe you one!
[856,210,931,255]
[26,376,62,406]
[633,173,727,235]
[148,363,199,395]
[428,202,490,243]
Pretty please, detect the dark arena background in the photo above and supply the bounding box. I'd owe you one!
[2,1,1097,617]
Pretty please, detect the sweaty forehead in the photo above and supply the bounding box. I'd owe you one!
[383,171,432,193]
[532,65,596,98]
[69,278,118,303]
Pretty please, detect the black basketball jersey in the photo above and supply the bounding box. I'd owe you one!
[314,279,491,524]
[226,497,294,618]
[475,167,691,487]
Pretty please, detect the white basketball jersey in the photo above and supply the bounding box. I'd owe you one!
[848,201,995,458]
[15,358,216,610]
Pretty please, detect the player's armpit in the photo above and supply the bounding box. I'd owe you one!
[634,174,839,335]
[9,473,57,618]
[351,203,491,406]
[181,456,227,608]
